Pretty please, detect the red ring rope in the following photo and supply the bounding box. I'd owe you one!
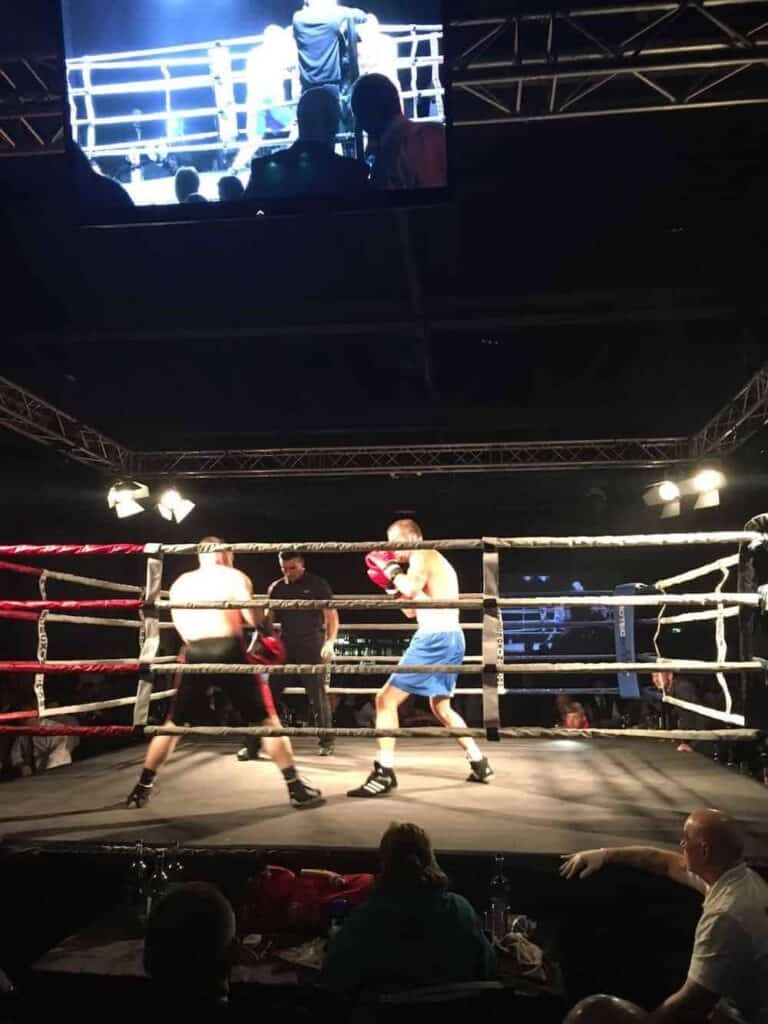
[0,609,41,622]
[0,559,43,577]
[0,725,137,736]
[0,544,146,557]
[0,710,42,721]
[0,661,139,673]
[0,600,142,612]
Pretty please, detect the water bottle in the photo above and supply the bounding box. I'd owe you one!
[167,841,183,887]
[127,841,148,914]
[488,854,509,940]
[147,849,169,918]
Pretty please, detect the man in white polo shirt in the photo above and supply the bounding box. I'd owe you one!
[559,807,768,1024]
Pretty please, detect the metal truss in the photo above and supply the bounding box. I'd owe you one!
[0,55,65,157]
[690,360,768,458]
[450,0,768,124]
[1,363,766,480]
[0,376,130,472]
[132,437,691,479]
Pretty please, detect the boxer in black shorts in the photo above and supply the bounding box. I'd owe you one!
[127,536,323,810]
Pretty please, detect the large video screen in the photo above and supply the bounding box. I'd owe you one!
[59,0,447,217]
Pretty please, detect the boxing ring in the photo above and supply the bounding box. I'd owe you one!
[0,524,767,858]
[65,22,445,202]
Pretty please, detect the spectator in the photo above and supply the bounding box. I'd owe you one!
[351,73,446,189]
[10,706,79,776]
[175,166,201,203]
[217,175,245,203]
[560,808,768,1024]
[71,144,133,208]
[557,694,590,729]
[245,87,368,199]
[185,192,208,204]
[144,882,236,1015]
[651,671,712,752]
[320,821,495,993]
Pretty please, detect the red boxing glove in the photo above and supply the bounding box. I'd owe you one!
[247,631,286,665]
[365,551,404,593]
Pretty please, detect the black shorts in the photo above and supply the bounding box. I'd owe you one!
[170,635,276,726]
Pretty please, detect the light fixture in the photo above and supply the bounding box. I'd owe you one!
[157,487,195,524]
[693,469,725,493]
[657,480,680,502]
[661,500,681,519]
[694,489,720,510]
[107,480,149,519]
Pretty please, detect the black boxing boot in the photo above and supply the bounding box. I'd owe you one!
[126,768,156,807]
[347,761,397,798]
[466,756,494,783]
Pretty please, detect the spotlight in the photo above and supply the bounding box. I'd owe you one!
[693,469,725,493]
[660,500,681,519]
[657,480,680,502]
[107,480,148,519]
[157,487,195,524]
[694,489,720,511]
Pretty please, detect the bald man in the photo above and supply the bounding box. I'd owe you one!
[560,809,768,1024]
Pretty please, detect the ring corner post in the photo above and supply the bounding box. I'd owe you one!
[134,549,164,727]
[482,537,501,743]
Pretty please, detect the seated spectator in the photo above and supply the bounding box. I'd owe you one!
[245,87,368,199]
[144,882,236,1015]
[556,694,590,729]
[217,175,245,202]
[561,808,768,1024]
[351,73,446,190]
[175,166,201,203]
[320,821,495,994]
[10,704,79,776]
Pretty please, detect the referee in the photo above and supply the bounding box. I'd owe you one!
[238,550,338,759]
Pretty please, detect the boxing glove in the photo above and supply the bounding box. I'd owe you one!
[365,551,404,593]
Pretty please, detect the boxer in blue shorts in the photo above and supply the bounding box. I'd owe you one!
[348,518,493,797]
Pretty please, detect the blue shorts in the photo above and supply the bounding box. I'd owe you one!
[388,630,466,698]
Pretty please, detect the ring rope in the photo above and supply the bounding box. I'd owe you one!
[142,724,764,742]
[0,724,762,740]
[0,658,763,675]
[0,599,143,612]
[654,554,740,590]
[0,559,43,577]
[661,693,745,727]
[654,553,736,723]
[39,689,176,718]
[0,532,761,560]
[657,607,740,626]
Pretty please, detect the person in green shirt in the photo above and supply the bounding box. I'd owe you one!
[320,821,496,994]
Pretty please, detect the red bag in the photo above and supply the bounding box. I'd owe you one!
[238,865,374,935]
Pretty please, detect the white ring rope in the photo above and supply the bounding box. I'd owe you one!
[653,552,739,725]
[40,690,176,718]
[657,607,740,626]
[654,554,740,590]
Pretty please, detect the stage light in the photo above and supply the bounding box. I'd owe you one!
[661,500,681,519]
[107,480,148,519]
[693,469,725,493]
[157,488,195,524]
[658,480,680,502]
[694,489,720,511]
